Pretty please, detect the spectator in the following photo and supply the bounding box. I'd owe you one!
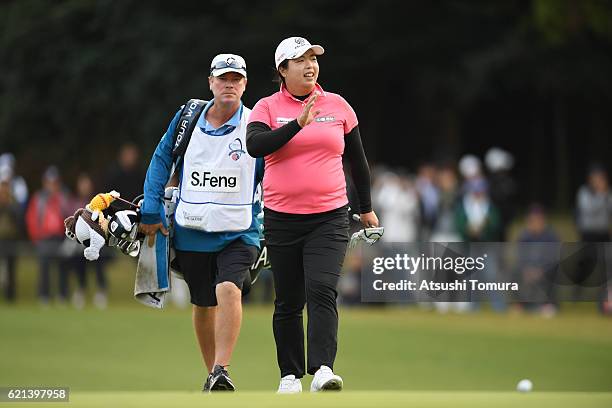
[454,177,505,311]
[575,163,611,312]
[374,170,419,243]
[518,204,560,242]
[415,162,439,241]
[25,166,72,305]
[0,153,28,210]
[431,164,462,313]
[105,142,145,209]
[458,154,483,192]
[454,177,501,242]
[485,147,518,241]
[431,164,461,242]
[516,204,560,317]
[0,174,24,303]
[576,163,611,243]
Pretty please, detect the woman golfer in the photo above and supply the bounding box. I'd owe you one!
[246,36,378,393]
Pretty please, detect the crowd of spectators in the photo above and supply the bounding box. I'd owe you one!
[341,147,611,316]
[0,146,610,314]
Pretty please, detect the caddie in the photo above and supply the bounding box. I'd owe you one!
[139,53,263,392]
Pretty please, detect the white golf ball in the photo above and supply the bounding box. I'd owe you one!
[516,379,533,392]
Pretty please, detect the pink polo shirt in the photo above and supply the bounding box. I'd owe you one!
[249,83,358,214]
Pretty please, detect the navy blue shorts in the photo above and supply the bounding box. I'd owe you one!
[175,239,258,307]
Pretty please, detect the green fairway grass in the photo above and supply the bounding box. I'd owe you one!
[1,255,611,408]
[1,305,611,392]
[10,391,612,408]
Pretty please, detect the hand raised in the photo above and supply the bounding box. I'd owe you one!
[297,92,321,128]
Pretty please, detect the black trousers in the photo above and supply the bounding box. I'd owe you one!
[36,238,69,301]
[264,206,349,378]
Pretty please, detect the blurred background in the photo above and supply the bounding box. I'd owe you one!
[1,0,611,395]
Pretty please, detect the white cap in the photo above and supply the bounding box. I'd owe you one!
[274,37,324,69]
[485,147,514,172]
[210,54,247,77]
[458,154,482,179]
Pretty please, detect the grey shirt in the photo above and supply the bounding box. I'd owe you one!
[576,186,612,233]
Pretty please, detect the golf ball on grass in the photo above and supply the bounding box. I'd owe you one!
[516,379,533,392]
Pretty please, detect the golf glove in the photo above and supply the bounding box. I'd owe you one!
[348,226,385,249]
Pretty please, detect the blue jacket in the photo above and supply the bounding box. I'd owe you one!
[141,103,264,252]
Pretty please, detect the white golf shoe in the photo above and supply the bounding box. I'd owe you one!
[277,375,302,394]
[310,365,343,392]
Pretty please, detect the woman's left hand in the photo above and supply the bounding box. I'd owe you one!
[359,211,379,228]
[297,92,321,127]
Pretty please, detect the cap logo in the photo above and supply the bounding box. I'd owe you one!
[295,37,306,46]
[225,57,236,66]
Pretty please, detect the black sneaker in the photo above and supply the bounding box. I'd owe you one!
[202,373,213,392]
[209,365,235,391]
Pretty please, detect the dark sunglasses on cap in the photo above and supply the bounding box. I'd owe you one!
[210,59,246,74]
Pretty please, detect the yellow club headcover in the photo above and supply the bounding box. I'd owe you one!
[88,191,119,212]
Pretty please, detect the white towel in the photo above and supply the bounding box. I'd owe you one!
[134,231,170,308]
[134,187,178,309]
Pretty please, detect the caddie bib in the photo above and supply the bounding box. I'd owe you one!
[175,107,256,232]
